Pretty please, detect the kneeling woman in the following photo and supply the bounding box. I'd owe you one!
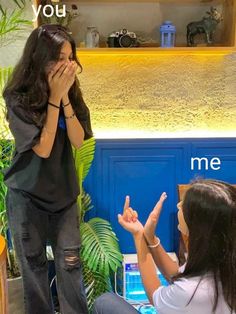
[93,179,236,314]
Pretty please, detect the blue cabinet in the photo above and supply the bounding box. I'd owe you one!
[84,138,236,254]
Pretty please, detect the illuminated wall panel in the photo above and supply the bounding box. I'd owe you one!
[78,53,236,137]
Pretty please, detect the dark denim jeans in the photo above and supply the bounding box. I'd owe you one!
[92,293,139,314]
[6,188,89,314]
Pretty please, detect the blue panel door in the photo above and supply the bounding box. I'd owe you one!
[84,138,236,254]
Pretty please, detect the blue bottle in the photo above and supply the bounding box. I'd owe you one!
[160,21,176,47]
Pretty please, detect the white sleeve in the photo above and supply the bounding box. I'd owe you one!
[178,263,186,273]
[152,278,193,314]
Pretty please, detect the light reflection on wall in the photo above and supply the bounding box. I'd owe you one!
[77,52,236,138]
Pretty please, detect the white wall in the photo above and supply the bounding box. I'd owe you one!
[0,0,34,67]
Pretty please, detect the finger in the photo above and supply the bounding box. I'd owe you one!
[118,214,127,228]
[118,214,135,230]
[144,212,158,240]
[153,192,167,213]
[72,62,78,73]
[62,62,76,78]
[67,61,78,74]
[69,63,77,75]
[123,208,133,222]
[123,195,130,212]
[149,211,158,222]
[118,214,124,225]
[53,62,67,78]
[52,62,62,74]
[48,70,54,83]
[128,208,137,221]
[160,192,167,202]
[124,207,138,222]
[132,210,138,222]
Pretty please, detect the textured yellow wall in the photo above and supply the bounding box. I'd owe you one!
[78,52,236,138]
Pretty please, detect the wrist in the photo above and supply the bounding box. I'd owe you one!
[144,233,156,245]
[133,230,144,240]
[62,94,69,104]
[146,236,160,247]
[49,95,61,106]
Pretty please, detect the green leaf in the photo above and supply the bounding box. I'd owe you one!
[0,3,32,47]
[11,0,27,9]
[73,137,96,184]
[0,66,16,274]
[81,218,123,276]
[82,264,111,311]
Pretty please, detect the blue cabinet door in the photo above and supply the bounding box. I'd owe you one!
[84,138,236,254]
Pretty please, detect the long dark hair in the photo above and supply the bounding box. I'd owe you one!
[3,24,88,128]
[175,179,236,312]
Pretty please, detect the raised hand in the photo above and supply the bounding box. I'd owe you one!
[143,192,167,244]
[122,196,138,222]
[48,61,78,102]
[62,61,78,94]
[118,195,143,235]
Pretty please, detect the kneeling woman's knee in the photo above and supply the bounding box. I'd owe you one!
[92,292,114,313]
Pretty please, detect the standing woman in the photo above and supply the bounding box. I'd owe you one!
[3,24,92,314]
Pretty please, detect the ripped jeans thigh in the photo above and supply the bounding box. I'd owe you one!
[21,221,48,272]
[6,190,48,272]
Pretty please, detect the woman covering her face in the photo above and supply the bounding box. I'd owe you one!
[93,179,236,314]
[3,24,93,314]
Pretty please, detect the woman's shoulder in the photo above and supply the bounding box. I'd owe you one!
[4,92,23,112]
[173,273,213,294]
[153,274,214,308]
[153,274,233,314]
[5,92,35,123]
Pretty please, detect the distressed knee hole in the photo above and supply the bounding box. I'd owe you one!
[26,250,47,271]
[64,248,80,271]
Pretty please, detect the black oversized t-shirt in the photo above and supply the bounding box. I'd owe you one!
[4,99,93,212]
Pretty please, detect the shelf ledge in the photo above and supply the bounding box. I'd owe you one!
[76,47,236,56]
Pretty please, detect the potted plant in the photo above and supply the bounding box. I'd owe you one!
[0,1,32,312]
[0,69,25,313]
[73,138,123,311]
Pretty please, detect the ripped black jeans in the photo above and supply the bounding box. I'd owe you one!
[6,189,89,314]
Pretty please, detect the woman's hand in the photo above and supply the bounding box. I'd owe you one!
[48,61,78,102]
[143,192,167,244]
[64,61,78,94]
[118,196,144,236]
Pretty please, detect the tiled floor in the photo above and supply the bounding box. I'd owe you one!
[8,277,156,314]
[8,277,24,314]
[8,278,60,314]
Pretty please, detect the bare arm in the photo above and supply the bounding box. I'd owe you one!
[62,95,84,149]
[118,196,161,305]
[133,233,161,305]
[144,193,179,281]
[146,238,179,281]
[32,96,60,158]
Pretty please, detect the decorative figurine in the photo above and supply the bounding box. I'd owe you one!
[160,21,176,47]
[85,26,100,48]
[39,1,79,29]
[187,7,223,47]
